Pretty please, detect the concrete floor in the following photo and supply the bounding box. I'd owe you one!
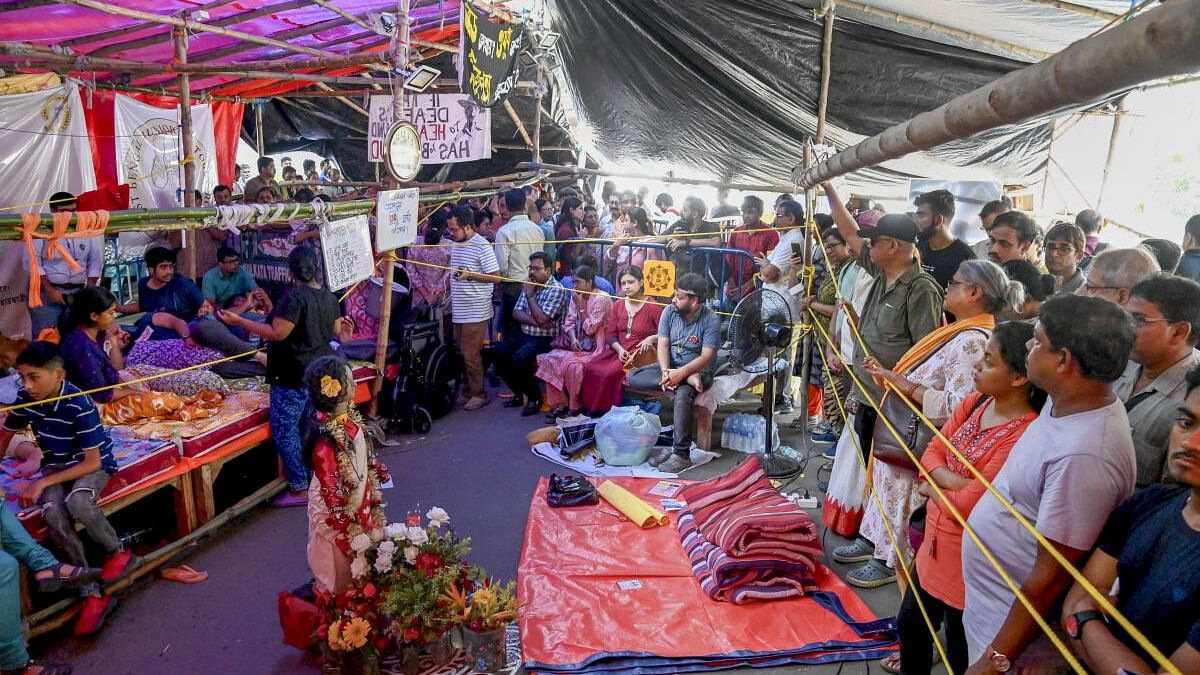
[34,395,907,675]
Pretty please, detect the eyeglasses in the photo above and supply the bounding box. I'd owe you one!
[1130,314,1171,328]
[1044,243,1076,254]
[946,279,978,290]
[1082,283,1124,293]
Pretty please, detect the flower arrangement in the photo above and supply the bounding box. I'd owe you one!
[444,577,520,634]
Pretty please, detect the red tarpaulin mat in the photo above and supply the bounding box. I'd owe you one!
[518,476,897,674]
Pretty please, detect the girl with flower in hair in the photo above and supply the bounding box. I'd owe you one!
[303,356,389,594]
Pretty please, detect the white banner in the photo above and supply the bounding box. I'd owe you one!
[368,93,491,164]
[320,215,375,291]
[114,94,218,209]
[0,80,97,338]
[375,188,420,252]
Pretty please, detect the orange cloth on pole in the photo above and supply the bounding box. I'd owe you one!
[20,210,109,308]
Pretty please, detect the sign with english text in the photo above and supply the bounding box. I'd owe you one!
[459,0,524,108]
[368,94,491,164]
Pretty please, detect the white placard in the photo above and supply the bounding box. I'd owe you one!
[368,93,491,164]
[319,215,375,291]
[375,188,420,252]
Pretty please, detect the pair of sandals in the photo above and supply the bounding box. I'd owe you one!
[35,563,101,594]
[544,406,582,423]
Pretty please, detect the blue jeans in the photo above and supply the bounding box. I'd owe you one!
[271,385,311,492]
[28,289,66,338]
[0,504,57,669]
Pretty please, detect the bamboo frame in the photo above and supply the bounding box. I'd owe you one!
[316,82,371,117]
[836,0,1053,61]
[796,1,1200,188]
[815,7,835,144]
[516,162,793,193]
[311,0,377,34]
[1027,0,1120,21]
[89,0,315,58]
[175,26,198,280]
[503,100,534,149]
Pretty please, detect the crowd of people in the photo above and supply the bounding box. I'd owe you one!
[5,167,1200,674]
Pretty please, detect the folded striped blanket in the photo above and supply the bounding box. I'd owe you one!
[677,457,824,603]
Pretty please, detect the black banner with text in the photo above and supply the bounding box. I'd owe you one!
[459,0,525,108]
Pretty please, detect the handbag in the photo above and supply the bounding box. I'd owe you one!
[547,473,599,507]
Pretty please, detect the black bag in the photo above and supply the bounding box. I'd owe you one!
[547,474,599,507]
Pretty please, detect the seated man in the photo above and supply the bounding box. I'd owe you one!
[560,254,615,295]
[202,246,272,320]
[1061,364,1200,675]
[627,272,721,473]
[492,252,568,416]
[117,247,264,369]
[0,342,137,636]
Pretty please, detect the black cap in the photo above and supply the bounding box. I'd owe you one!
[858,213,919,243]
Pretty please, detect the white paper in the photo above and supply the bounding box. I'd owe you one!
[319,215,375,291]
[375,188,420,252]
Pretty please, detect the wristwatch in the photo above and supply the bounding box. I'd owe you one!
[453,267,466,281]
[986,645,1012,673]
[1065,609,1107,639]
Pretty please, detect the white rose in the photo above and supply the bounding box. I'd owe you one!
[349,533,373,554]
[404,546,419,564]
[385,523,408,541]
[426,507,450,529]
[350,555,370,579]
[407,527,429,546]
[377,540,397,559]
[374,555,393,574]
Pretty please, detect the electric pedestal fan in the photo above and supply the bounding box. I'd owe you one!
[727,288,802,477]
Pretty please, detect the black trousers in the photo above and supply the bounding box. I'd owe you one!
[896,568,968,675]
[492,331,553,402]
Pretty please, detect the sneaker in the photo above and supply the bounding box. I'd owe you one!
[462,396,489,411]
[846,559,897,588]
[832,537,876,563]
[657,454,693,474]
[774,396,794,414]
[821,445,838,459]
[646,447,673,467]
[100,551,138,584]
[74,595,116,637]
[812,429,840,444]
[271,490,308,508]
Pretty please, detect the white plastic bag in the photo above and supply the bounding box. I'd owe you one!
[595,405,662,466]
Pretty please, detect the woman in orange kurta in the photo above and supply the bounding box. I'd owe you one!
[887,322,1043,675]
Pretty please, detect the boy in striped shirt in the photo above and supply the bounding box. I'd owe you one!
[0,342,136,635]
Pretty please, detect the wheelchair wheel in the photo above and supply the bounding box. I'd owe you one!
[412,406,433,435]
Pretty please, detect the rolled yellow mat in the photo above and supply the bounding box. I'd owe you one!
[597,480,668,528]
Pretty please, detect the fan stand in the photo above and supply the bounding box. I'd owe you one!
[759,342,802,478]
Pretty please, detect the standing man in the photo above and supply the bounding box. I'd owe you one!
[627,273,721,474]
[1042,222,1088,295]
[1076,208,1109,272]
[962,294,1136,675]
[242,157,278,205]
[492,252,567,416]
[664,197,721,279]
[913,189,975,289]
[986,211,1039,265]
[24,192,103,338]
[710,187,740,220]
[1176,214,1200,283]
[971,200,1011,260]
[1113,275,1200,487]
[725,195,779,302]
[447,209,500,411]
[494,188,546,339]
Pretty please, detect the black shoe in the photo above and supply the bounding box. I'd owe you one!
[545,406,568,422]
[521,401,541,417]
[503,397,525,408]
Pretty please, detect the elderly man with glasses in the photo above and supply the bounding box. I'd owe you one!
[1076,247,1160,306]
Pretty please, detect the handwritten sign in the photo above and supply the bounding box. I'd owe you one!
[319,215,375,291]
[376,188,420,252]
[643,260,676,298]
[459,0,524,107]
[368,94,491,164]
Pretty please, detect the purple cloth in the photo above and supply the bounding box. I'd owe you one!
[60,329,119,403]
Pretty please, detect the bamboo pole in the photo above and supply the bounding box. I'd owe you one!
[815,7,835,144]
[1096,99,1126,212]
[316,82,370,117]
[835,0,1052,61]
[1027,0,1120,21]
[532,65,544,164]
[311,0,377,33]
[796,1,1200,188]
[254,103,265,156]
[516,162,793,193]
[504,100,534,149]
[175,27,198,281]
[90,0,315,58]
[180,51,390,74]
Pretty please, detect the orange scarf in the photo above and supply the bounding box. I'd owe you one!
[894,313,995,375]
[20,210,109,308]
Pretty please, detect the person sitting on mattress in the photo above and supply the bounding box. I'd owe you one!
[0,342,137,637]
[115,247,266,371]
[58,287,142,404]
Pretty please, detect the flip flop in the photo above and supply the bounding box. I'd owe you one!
[161,565,208,584]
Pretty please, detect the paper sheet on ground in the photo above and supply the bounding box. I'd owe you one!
[530,441,718,478]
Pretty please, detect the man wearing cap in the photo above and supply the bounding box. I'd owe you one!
[821,182,945,447]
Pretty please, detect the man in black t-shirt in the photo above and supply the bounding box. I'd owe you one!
[914,189,975,290]
[1061,365,1200,675]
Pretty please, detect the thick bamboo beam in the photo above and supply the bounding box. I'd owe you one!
[796,1,1200,189]
[90,0,315,58]
[836,0,1052,61]
[182,51,390,74]
[316,82,370,117]
[1027,0,1120,21]
[516,162,793,193]
[311,0,377,34]
[0,45,391,77]
[175,26,198,280]
[815,6,835,144]
[503,100,534,149]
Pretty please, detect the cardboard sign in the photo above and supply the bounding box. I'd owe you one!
[368,93,492,164]
[643,260,676,298]
[375,188,420,252]
[319,215,375,291]
[459,0,525,107]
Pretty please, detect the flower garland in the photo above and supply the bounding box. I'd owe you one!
[319,407,390,552]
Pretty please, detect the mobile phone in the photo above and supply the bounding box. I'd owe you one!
[791,242,804,258]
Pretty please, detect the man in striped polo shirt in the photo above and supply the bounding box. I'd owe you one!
[0,342,136,635]
[447,209,502,410]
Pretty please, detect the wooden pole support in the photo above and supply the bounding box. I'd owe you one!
[174,26,198,281]
[815,8,835,145]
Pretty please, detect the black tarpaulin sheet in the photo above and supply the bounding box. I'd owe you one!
[547,0,1052,190]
